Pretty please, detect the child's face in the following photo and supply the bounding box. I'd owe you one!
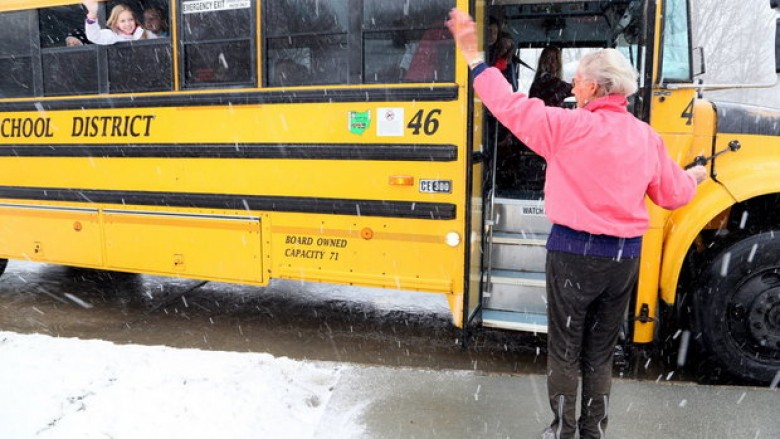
[116,10,137,35]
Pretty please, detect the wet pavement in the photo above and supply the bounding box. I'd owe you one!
[0,260,548,375]
[316,366,780,438]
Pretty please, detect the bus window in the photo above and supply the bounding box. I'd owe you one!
[661,0,692,82]
[39,5,99,97]
[264,0,349,87]
[180,0,255,88]
[107,41,174,93]
[363,0,455,84]
[0,11,35,98]
[105,0,173,94]
[39,5,86,49]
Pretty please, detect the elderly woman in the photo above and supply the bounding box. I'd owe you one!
[446,9,707,439]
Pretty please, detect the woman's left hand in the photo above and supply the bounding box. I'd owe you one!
[686,165,708,185]
[446,9,481,65]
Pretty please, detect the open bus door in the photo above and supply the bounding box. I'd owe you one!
[471,0,649,335]
[465,1,553,335]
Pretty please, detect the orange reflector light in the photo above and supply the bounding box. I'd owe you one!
[389,175,414,186]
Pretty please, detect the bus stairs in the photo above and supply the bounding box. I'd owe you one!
[481,197,551,333]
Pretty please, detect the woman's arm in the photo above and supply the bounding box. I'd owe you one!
[447,8,572,159]
[473,69,569,159]
[647,134,706,209]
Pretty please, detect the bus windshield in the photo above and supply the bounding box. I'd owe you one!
[496,1,647,114]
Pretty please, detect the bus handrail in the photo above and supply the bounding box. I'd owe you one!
[662,79,780,91]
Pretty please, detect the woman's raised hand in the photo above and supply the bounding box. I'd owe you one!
[446,9,481,65]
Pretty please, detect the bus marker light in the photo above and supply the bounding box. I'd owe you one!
[73,222,82,232]
[388,176,414,186]
[361,228,374,240]
[445,232,461,247]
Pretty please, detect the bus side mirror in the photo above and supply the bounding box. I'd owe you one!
[693,46,706,76]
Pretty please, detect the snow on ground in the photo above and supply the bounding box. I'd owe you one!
[0,261,454,438]
[0,331,352,439]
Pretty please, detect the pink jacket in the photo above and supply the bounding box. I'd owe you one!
[474,67,697,238]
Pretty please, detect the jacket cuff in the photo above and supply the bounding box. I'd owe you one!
[471,62,488,78]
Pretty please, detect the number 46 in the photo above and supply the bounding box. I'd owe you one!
[408,109,442,135]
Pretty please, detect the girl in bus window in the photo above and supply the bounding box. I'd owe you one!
[82,0,158,44]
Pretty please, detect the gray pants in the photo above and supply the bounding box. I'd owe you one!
[545,250,639,439]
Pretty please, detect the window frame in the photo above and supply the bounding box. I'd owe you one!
[177,0,258,90]
[261,0,455,88]
[0,3,175,99]
[659,0,693,83]
[40,43,101,97]
[0,10,42,98]
[104,38,174,94]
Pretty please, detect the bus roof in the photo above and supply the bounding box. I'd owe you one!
[1,1,83,13]
[492,0,630,4]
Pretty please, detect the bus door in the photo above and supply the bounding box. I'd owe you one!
[480,100,550,334]
[477,0,648,333]
[478,2,553,334]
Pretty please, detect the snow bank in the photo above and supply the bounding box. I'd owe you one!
[0,331,347,439]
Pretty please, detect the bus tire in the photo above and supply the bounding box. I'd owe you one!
[0,258,6,277]
[695,231,780,384]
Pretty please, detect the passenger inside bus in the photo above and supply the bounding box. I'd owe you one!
[397,29,422,81]
[65,28,91,47]
[142,7,169,37]
[492,48,572,197]
[495,47,573,196]
[529,47,573,107]
[488,16,517,90]
[403,26,454,82]
[484,15,527,195]
[82,0,159,44]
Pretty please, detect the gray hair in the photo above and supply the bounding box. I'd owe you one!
[577,49,638,97]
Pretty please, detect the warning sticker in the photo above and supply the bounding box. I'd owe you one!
[377,107,404,137]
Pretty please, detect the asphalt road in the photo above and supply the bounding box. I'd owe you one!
[0,260,548,375]
[0,259,693,381]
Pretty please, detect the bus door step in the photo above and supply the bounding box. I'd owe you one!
[481,309,548,333]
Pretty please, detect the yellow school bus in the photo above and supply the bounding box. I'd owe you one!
[0,0,778,383]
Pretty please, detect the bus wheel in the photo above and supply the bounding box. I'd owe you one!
[696,231,780,384]
[0,259,7,277]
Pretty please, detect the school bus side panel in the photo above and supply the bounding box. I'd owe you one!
[0,98,467,294]
[0,0,472,326]
[0,204,101,266]
[103,209,263,283]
